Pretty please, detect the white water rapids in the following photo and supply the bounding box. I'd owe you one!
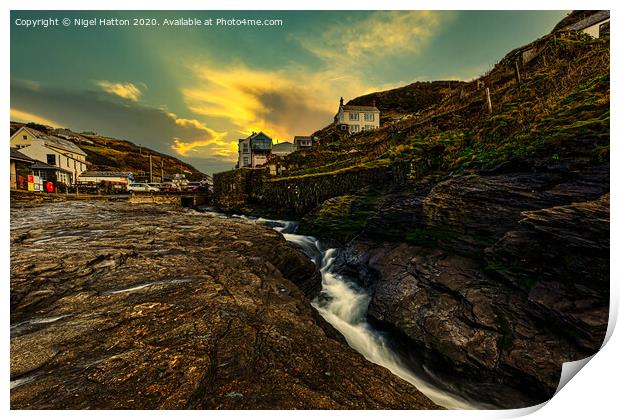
[203,212,481,409]
[251,216,478,409]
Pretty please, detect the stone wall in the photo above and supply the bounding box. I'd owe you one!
[213,162,409,215]
[129,194,181,205]
[256,161,409,214]
[213,168,268,210]
[128,193,210,208]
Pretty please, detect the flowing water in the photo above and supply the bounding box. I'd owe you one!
[220,213,482,409]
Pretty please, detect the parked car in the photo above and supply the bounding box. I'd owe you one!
[127,183,159,192]
[158,182,179,192]
[186,182,210,192]
[186,182,202,191]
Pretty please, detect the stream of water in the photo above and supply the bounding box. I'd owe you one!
[221,214,482,409]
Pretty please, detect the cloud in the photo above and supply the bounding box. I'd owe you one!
[96,80,144,101]
[10,108,62,127]
[169,116,230,157]
[182,63,401,143]
[11,79,41,91]
[10,80,229,169]
[298,11,453,64]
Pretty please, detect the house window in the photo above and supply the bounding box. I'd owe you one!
[252,138,271,150]
[242,143,249,153]
[22,135,27,140]
[350,125,360,133]
[364,125,374,131]
[47,154,56,166]
[364,113,374,121]
[349,112,359,121]
[243,157,250,166]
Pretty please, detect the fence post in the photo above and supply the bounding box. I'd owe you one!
[485,87,493,114]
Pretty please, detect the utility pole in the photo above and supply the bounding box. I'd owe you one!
[161,157,164,182]
[149,154,153,183]
[514,61,522,84]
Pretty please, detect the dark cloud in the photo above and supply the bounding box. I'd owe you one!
[256,90,334,137]
[10,81,226,173]
[181,156,238,176]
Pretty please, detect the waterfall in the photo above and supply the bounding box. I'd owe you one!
[310,247,478,410]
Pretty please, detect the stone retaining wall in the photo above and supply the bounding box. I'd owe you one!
[128,193,210,207]
[213,161,409,215]
[252,161,409,214]
[213,168,268,210]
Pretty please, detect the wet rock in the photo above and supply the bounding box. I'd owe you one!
[337,168,609,408]
[362,167,608,257]
[10,201,438,410]
[486,194,609,351]
[348,241,585,408]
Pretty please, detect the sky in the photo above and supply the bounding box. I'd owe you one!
[10,10,568,175]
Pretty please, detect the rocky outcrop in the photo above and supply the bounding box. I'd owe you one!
[329,167,609,408]
[486,194,609,352]
[364,165,608,255]
[345,241,585,408]
[10,201,438,410]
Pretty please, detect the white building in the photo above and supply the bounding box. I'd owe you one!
[561,10,609,38]
[334,97,380,134]
[10,126,87,184]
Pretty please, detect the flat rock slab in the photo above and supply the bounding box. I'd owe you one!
[10,201,439,410]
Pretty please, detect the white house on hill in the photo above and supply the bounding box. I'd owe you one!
[561,10,610,38]
[10,126,87,185]
[335,97,380,134]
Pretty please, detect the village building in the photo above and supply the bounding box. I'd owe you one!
[31,161,73,186]
[77,171,134,186]
[272,141,297,157]
[293,136,315,150]
[237,131,273,168]
[560,10,610,38]
[10,126,88,184]
[10,148,35,190]
[334,97,380,134]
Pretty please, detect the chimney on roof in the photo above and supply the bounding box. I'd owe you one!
[339,97,344,107]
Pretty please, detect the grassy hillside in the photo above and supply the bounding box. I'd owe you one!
[282,29,609,180]
[9,122,207,181]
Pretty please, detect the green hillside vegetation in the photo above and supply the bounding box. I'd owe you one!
[9,122,207,181]
[284,31,608,179]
